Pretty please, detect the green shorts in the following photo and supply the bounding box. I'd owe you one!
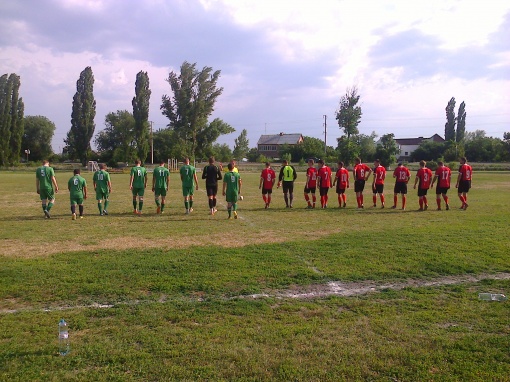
[40,189,55,201]
[226,191,238,203]
[132,187,145,197]
[154,188,167,197]
[96,190,109,200]
[70,196,84,205]
[182,186,194,197]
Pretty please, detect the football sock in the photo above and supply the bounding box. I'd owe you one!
[133,200,137,210]
[208,199,213,208]
[185,201,189,210]
[393,195,398,207]
[338,195,342,205]
[228,208,231,217]
[436,198,441,208]
[42,204,47,212]
[458,195,465,204]
[47,202,53,211]
[423,196,428,206]
[304,194,310,204]
[284,194,289,206]
[104,200,109,210]
[155,199,161,207]
[324,195,328,205]
[71,205,76,214]
[233,203,237,211]
[267,196,271,204]
[98,203,102,213]
[356,196,361,207]
[381,195,385,204]
[443,195,449,204]
[342,194,347,204]
[360,195,364,206]
[403,195,407,209]
[79,205,84,216]
[373,195,377,205]
[289,193,294,204]
[263,195,267,204]
[419,199,423,209]
[189,200,193,208]
[213,198,217,207]
[161,203,165,212]
[312,195,316,204]
[138,201,143,211]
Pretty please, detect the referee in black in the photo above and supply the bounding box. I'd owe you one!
[202,156,223,215]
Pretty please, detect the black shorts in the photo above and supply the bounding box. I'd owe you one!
[417,188,428,197]
[282,181,294,194]
[458,180,471,193]
[304,187,316,194]
[373,184,384,194]
[206,185,218,197]
[262,188,273,195]
[319,187,330,196]
[394,182,408,194]
[436,186,449,195]
[354,179,366,193]
[336,185,346,194]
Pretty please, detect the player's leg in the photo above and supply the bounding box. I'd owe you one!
[71,199,76,220]
[132,191,138,213]
[103,193,109,214]
[372,185,377,207]
[160,195,166,213]
[304,189,311,207]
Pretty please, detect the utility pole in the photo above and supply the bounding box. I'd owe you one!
[150,121,154,164]
[323,115,327,156]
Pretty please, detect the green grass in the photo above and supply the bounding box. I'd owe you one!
[0,170,509,381]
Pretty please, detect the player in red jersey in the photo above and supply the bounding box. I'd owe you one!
[353,157,372,209]
[455,156,473,210]
[259,162,276,209]
[371,159,386,208]
[392,162,411,210]
[333,161,349,208]
[316,159,332,208]
[413,160,433,211]
[430,161,451,210]
[304,159,318,209]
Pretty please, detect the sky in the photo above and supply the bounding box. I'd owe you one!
[1,0,509,153]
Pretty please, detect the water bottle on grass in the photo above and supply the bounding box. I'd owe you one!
[478,293,507,302]
[58,319,70,356]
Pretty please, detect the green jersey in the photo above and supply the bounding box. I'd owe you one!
[180,164,196,188]
[223,171,241,195]
[68,175,87,198]
[153,166,170,189]
[130,166,147,188]
[93,170,110,193]
[36,165,55,191]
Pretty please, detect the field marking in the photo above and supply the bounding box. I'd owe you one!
[2,272,508,315]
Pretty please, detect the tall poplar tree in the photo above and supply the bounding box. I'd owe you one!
[456,101,466,143]
[0,73,24,165]
[444,97,456,142]
[161,61,223,160]
[8,74,24,164]
[233,129,249,159]
[335,87,362,165]
[65,66,96,165]
[132,71,151,162]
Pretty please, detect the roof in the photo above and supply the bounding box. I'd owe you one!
[257,133,303,145]
[395,134,444,146]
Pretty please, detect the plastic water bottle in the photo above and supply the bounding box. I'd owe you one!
[478,293,507,302]
[58,319,70,356]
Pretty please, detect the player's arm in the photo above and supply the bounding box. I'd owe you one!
[455,169,462,188]
[202,167,207,179]
[431,174,438,188]
[222,178,227,195]
[129,174,134,189]
[83,184,87,199]
[217,167,222,180]
[152,173,156,191]
[259,172,263,189]
[277,167,284,187]
[51,176,59,193]
[413,172,419,189]
[144,172,148,189]
[166,176,169,191]
[107,179,112,193]
[36,177,40,194]
[238,177,242,194]
[194,173,199,190]
[365,167,372,181]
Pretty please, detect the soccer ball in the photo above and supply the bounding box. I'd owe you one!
[239,195,244,201]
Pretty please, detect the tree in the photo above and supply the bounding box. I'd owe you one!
[410,140,445,162]
[335,87,362,165]
[233,129,249,159]
[22,116,55,161]
[0,73,24,165]
[456,101,466,143]
[195,118,234,160]
[444,97,456,142]
[375,133,399,167]
[160,61,223,160]
[354,132,377,162]
[94,110,136,165]
[65,67,96,165]
[211,143,233,162]
[132,71,151,163]
[503,132,510,161]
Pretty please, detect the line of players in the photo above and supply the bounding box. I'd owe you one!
[35,156,473,220]
[259,157,473,211]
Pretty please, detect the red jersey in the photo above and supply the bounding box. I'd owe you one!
[317,166,332,188]
[458,164,473,181]
[354,163,371,180]
[393,166,410,183]
[374,165,386,185]
[416,167,433,189]
[306,167,318,188]
[260,168,276,189]
[435,166,451,188]
[335,168,349,189]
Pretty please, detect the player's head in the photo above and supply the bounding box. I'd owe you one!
[438,161,444,166]
[184,157,190,164]
[338,161,344,168]
[308,159,314,166]
[460,156,467,164]
[228,162,234,171]
[99,163,106,170]
[398,162,403,167]
[283,159,288,165]
[209,156,215,164]
[73,169,81,175]
[374,159,380,166]
[355,157,361,164]
[42,160,49,165]
[419,160,426,167]
[318,159,324,167]
[135,159,141,165]
[230,159,236,166]
[265,162,270,168]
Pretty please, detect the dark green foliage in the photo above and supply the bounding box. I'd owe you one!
[335,87,362,165]
[456,101,466,143]
[65,67,96,165]
[445,97,456,142]
[375,133,399,167]
[0,73,24,165]
[22,116,56,161]
[410,141,446,162]
[132,71,151,163]
[233,129,249,160]
[94,110,136,165]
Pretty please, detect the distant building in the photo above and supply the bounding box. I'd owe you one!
[392,133,444,162]
[257,133,304,158]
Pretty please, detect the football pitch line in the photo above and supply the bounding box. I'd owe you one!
[2,272,508,315]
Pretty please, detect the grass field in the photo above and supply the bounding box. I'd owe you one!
[1,169,509,381]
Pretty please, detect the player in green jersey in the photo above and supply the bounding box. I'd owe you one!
[180,157,199,214]
[129,160,148,215]
[93,163,112,216]
[68,169,88,220]
[35,160,59,218]
[152,160,170,214]
[222,162,242,219]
